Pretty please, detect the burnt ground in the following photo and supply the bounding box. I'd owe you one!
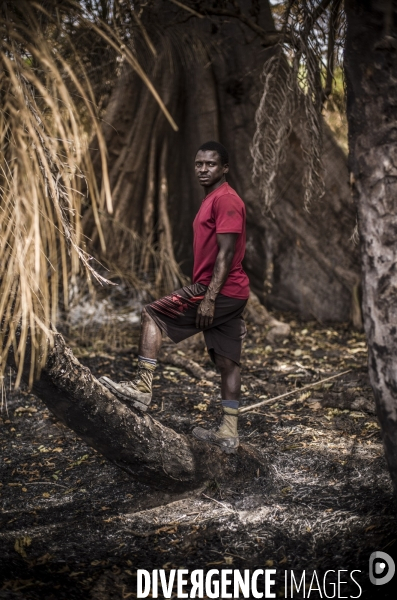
[1,311,396,600]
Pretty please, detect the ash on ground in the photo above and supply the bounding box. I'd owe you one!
[1,312,396,599]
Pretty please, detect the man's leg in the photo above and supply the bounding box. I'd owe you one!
[215,353,240,401]
[138,307,163,359]
[192,352,240,454]
[99,307,162,411]
[99,283,209,410]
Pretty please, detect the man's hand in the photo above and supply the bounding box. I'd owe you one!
[196,295,215,329]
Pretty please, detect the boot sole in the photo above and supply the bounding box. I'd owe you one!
[192,428,239,454]
[99,377,151,412]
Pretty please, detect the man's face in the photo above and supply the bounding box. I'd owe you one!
[195,150,229,190]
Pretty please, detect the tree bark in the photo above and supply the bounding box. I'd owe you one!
[84,0,360,323]
[344,0,397,494]
[7,334,261,491]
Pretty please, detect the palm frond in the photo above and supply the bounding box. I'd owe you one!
[0,1,114,384]
[251,49,299,209]
[0,0,179,385]
[251,0,339,209]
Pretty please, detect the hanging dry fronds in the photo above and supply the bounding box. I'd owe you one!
[251,49,299,209]
[0,0,177,386]
[0,1,114,385]
[251,0,341,210]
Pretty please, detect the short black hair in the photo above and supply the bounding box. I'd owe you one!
[197,141,229,165]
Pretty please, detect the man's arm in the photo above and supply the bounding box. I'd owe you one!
[196,233,238,329]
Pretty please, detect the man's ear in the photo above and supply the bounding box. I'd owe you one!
[223,164,229,174]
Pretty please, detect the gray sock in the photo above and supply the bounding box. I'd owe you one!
[221,400,240,410]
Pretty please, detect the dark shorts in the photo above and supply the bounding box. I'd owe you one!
[145,283,247,365]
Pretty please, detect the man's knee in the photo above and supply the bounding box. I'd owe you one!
[141,306,153,324]
[214,353,238,374]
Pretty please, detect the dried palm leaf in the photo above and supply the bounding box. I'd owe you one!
[251,0,340,210]
[0,0,175,385]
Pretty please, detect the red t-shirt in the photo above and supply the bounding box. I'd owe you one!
[192,182,250,299]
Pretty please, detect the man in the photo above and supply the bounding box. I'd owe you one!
[99,141,250,453]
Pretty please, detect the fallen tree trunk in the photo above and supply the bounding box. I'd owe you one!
[8,333,262,491]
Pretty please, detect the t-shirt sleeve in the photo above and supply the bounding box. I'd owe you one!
[213,193,245,234]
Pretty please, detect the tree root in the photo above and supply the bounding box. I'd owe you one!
[245,291,291,344]
[159,351,208,379]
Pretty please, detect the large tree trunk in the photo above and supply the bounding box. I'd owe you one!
[7,334,261,491]
[84,0,360,323]
[344,0,397,493]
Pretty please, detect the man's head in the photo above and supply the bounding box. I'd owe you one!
[195,141,229,192]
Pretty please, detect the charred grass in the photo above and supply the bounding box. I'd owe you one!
[0,315,396,599]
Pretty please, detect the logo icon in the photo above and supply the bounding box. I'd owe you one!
[369,551,395,585]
